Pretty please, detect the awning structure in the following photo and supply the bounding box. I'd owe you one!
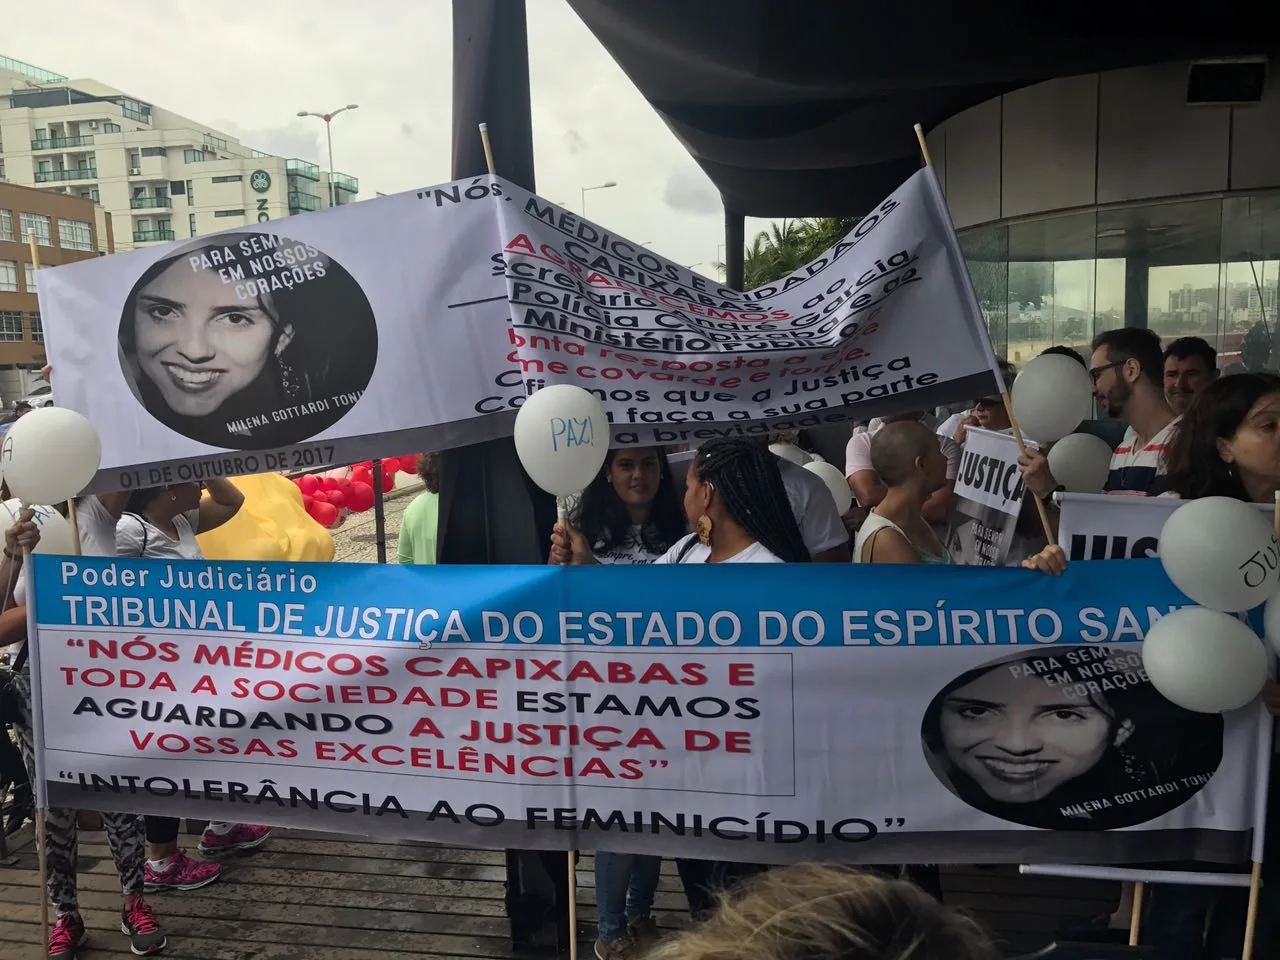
[565,0,1267,218]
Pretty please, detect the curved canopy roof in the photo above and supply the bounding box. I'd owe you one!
[566,0,1270,216]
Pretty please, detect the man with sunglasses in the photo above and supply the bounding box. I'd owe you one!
[1020,328,1176,499]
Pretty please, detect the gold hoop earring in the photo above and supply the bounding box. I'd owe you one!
[696,514,713,546]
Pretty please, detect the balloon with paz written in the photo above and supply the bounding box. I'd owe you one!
[0,407,101,505]
[0,499,74,555]
[1142,607,1267,713]
[513,385,610,496]
[803,460,853,515]
[1046,433,1112,493]
[1159,496,1280,612]
[1010,354,1093,443]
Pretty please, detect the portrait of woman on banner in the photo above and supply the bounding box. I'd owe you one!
[118,233,378,450]
[921,646,1223,830]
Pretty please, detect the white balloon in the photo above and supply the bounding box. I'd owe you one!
[1046,433,1112,493]
[1010,354,1093,443]
[1159,497,1280,612]
[513,385,610,496]
[1143,607,1267,713]
[0,499,74,555]
[803,460,854,515]
[0,407,101,505]
[769,443,812,466]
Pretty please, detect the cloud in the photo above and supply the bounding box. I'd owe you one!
[662,168,720,215]
[211,119,323,166]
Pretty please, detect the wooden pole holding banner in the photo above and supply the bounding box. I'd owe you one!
[1128,881,1144,947]
[25,228,52,952]
[479,120,577,959]
[372,460,387,563]
[911,124,1055,546]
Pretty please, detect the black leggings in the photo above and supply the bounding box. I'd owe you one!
[143,815,181,846]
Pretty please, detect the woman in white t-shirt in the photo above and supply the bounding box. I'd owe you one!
[115,478,273,893]
[549,446,687,568]
[653,437,811,564]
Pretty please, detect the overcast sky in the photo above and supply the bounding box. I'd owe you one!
[4,0,761,275]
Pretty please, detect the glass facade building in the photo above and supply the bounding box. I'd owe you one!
[928,62,1280,369]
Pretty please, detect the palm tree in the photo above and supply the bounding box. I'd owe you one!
[715,217,862,289]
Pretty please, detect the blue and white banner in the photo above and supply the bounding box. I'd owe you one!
[28,555,1269,865]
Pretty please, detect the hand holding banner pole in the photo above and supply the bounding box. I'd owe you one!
[911,124,1054,545]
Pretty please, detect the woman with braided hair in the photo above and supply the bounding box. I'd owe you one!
[655,437,811,564]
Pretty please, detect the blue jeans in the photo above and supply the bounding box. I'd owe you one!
[594,852,661,943]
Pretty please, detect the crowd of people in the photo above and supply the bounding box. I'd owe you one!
[2,328,1277,960]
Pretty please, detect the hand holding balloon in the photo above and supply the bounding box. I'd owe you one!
[3,508,38,557]
[1021,544,1067,575]
[548,522,595,566]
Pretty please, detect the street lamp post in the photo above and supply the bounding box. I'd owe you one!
[296,104,359,207]
[580,181,617,216]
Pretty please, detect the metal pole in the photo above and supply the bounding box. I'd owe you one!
[580,186,585,215]
[325,120,335,208]
[372,460,387,563]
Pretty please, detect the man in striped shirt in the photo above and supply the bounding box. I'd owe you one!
[1020,328,1177,499]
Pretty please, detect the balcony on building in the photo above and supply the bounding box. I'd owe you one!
[331,172,359,195]
[31,134,94,151]
[133,228,176,243]
[130,196,172,210]
[34,166,98,183]
[288,191,321,213]
[286,159,321,182]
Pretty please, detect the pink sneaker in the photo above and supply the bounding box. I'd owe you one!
[144,848,222,892]
[197,823,271,856]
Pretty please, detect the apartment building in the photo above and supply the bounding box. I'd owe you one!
[0,54,359,253]
[0,179,113,397]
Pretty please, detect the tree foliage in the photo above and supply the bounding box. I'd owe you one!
[717,218,860,289]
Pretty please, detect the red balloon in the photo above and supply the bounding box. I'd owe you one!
[346,481,375,513]
[319,476,340,492]
[399,455,420,475]
[381,469,396,494]
[302,494,314,510]
[357,460,374,473]
[326,490,346,509]
[350,466,373,486]
[310,501,338,527]
[297,474,320,496]
[338,478,353,496]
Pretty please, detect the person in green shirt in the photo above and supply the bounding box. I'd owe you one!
[397,453,440,565]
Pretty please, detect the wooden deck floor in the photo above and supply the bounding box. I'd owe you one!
[0,825,1119,959]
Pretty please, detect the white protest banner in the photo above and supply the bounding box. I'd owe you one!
[945,427,1032,566]
[492,168,1001,448]
[1058,493,1273,561]
[39,169,1000,492]
[29,555,1267,866]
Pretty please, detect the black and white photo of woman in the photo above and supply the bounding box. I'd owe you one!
[921,646,1224,830]
[118,233,378,450]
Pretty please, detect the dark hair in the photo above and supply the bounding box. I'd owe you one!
[1164,336,1217,371]
[124,486,173,516]
[1162,372,1280,500]
[417,453,441,495]
[1039,344,1087,368]
[1092,328,1163,386]
[573,447,685,556]
[692,438,810,563]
